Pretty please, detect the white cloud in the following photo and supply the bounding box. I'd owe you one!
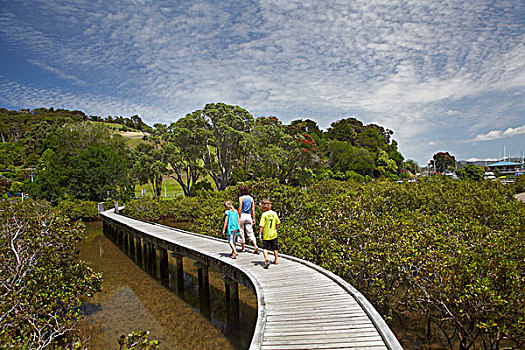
[471,125,525,141]
[28,60,87,86]
[1,0,524,164]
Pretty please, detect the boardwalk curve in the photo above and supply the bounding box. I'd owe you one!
[100,209,402,350]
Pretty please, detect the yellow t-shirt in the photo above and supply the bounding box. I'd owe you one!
[260,210,280,240]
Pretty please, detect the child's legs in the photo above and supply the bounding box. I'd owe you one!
[273,250,278,262]
[262,248,268,262]
[227,234,237,254]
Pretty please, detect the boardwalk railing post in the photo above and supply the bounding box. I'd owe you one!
[223,277,240,338]
[195,262,211,320]
[170,252,185,296]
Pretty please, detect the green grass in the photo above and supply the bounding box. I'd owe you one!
[134,176,184,198]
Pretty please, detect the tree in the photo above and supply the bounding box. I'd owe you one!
[403,159,420,176]
[132,143,165,197]
[163,116,208,197]
[327,140,375,177]
[376,150,398,177]
[326,118,363,143]
[27,149,67,204]
[69,144,133,201]
[29,122,132,202]
[456,164,485,181]
[186,103,254,191]
[432,152,456,173]
[0,199,101,348]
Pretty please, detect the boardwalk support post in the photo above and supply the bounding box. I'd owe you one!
[129,234,135,258]
[170,252,185,296]
[135,236,142,265]
[159,248,169,286]
[195,261,211,319]
[223,276,240,337]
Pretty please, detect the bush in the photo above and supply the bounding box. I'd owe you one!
[515,175,525,193]
[0,199,102,349]
[123,178,525,349]
[55,199,98,221]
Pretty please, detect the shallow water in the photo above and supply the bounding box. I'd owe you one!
[77,221,257,349]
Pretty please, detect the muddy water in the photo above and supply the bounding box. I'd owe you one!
[77,221,257,350]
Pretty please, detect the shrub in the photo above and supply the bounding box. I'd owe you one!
[515,175,525,194]
[0,199,102,348]
[55,199,98,221]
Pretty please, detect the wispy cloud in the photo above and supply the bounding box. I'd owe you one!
[28,60,87,86]
[0,0,524,163]
[471,125,525,142]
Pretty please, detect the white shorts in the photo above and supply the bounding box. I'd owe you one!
[238,213,255,243]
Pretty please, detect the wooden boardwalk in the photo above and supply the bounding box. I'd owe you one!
[100,209,402,350]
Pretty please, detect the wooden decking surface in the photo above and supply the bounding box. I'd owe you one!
[101,210,402,350]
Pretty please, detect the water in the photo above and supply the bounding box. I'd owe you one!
[77,221,257,349]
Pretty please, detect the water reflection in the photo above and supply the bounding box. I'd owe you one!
[78,221,257,350]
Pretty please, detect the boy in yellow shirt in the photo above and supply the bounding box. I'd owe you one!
[258,199,280,269]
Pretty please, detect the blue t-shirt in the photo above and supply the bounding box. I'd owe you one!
[225,209,240,236]
[240,195,253,214]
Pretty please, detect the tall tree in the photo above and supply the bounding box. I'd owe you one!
[163,116,208,197]
[186,103,254,191]
[432,151,456,173]
[69,144,132,201]
[132,143,165,197]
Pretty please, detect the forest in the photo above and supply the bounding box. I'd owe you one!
[1,103,414,202]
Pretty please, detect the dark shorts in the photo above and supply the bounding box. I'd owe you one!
[262,238,279,251]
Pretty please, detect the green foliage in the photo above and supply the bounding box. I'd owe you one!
[115,331,159,350]
[187,102,255,190]
[123,196,201,222]
[457,163,485,181]
[27,149,67,204]
[514,175,525,193]
[163,115,207,196]
[327,140,375,177]
[126,179,525,349]
[131,143,165,197]
[0,199,102,349]
[431,151,456,173]
[55,199,99,221]
[70,144,132,202]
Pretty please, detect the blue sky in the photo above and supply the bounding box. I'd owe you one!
[1,0,524,165]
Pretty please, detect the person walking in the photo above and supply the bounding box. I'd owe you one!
[222,201,240,259]
[258,199,280,269]
[238,184,259,254]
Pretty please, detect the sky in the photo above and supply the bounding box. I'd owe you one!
[1,0,524,165]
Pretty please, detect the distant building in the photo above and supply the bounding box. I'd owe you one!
[487,161,525,183]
